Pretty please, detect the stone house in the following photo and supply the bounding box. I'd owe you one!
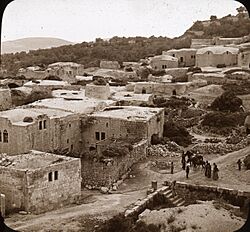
[17,66,46,80]
[23,80,70,92]
[0,150,81,214]
[0,107,81,155]
[100,60,120,69]
[81,106,164,150]
[47,62,85,84]
[85,83,111,100]
[188,73,226,84]
[238,44,250,68]
[163,48,197,67]
[149,55,178,70]
[132,81,191,96]
[195,46,239,67]
[0,88,12,111]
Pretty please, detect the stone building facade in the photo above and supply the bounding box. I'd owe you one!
[100,60,120,69]
[85,83,111,100]
[163,48,197,67]
[0,88,12,111]
[0,107,81,155]
[149,55,178,70]
[81,106,164,149]
[0,150,81,214]
[196,46,239,67]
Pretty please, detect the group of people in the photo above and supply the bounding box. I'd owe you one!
[204,161,219,180]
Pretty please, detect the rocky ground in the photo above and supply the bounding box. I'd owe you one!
[140,201,245,232]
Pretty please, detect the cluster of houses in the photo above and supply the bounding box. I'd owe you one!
[0,33,250,215]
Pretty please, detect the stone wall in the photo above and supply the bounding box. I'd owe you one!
[85,84,111,99]
[100,61,120,69]
[0,168,25,213]
[26,159,81,214]
[164,68,189,79]
[0,89,12,111]
[164,181,250,209]
[81,139,148,188]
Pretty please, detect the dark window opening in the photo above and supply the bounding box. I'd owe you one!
[39,121,43,130]
[101,132,106,140]
[106,122,108,127]
[54,171,58,180]
[0,131,1,142]
[69,123,71,128]
[48,172,53,181]
[3,130,8,143]
[67,139,69,143]
[71,144,73,150]
[95,132,100,140]
[43,120,47,129]
[180,57,184,62]
[142,87,146,94]
[172,54,175,57]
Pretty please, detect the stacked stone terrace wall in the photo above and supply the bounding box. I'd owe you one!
[81,139,148,188]
[164,181,250,209]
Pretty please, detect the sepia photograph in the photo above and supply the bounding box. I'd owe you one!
[0,0,250,231]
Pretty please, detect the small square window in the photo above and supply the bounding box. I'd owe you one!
[54,171,58,180]
[95,132,100,140]
[48,172,53,182]
[67,139,69,143]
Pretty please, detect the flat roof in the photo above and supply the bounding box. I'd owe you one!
[112,91,152,102]
[24,80,70,87]
[0,150,78,170]
[197,46,239,55]
[48,62,82,67]
[91,106,163,121]
[30,97,115,114]
[0,107,73,126]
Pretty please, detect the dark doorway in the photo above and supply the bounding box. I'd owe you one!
[142,87,146,94]
[172,89,177,96]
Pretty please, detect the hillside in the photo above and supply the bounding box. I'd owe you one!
[1,10,250,75]
[1,37,74,54]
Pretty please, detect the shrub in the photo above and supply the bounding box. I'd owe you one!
[167,215,176,224]
[211,91,243,112]
[44,75,62,81]
[163,121,192,147]
[187,66,202,73]
[217,64,226,68]
[201,111,247,128]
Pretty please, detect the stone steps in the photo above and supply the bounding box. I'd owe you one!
[161,186,186,207]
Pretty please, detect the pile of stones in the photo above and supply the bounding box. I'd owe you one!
[147,142,182,157]
[191,136,250,155]
[0,154,13,167]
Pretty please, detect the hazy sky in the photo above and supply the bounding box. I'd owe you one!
[2,0,243,43]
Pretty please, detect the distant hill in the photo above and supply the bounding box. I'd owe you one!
[1,37,74,54]
[1,9,250,75]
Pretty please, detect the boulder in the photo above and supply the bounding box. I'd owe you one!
[100,187,109,194]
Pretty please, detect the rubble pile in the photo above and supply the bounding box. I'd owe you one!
[0,154,13,167]
[147,142,182,157]
[191,136,250,155]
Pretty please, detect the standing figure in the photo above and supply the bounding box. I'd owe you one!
[212,163,219,180]
[170,161,174,174]
[181,153,186,170]
[237,159,242,171]
[204,161,209,177]
[207,163,212,178]
[186,163,190,179]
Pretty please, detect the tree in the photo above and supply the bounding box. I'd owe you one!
[211,91,242,112]
[210,15,217,21]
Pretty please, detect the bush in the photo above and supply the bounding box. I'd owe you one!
[211,91,242,112]
[201,111,247,128]
[44,75,62,81]
[163,121,192,147]
[187,66,202,73]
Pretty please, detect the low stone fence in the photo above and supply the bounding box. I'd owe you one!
[164,180,250,210]
[124,186,168,218]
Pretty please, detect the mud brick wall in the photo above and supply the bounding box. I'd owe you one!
[0,168,25,213]
[81,140,148,187]
[26,159,81,214]
[164,181,250,209]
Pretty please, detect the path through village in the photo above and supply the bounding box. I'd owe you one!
[6,145,250,231]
